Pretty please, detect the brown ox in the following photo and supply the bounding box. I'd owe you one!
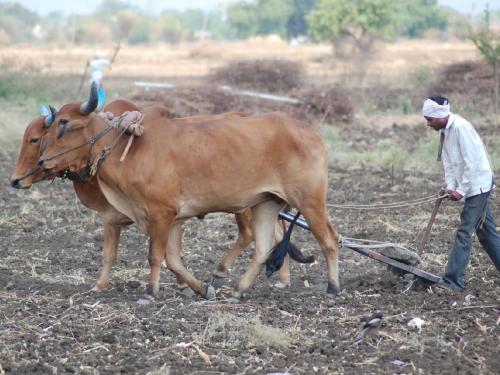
[38,84,340,299]
[10,99,295,293]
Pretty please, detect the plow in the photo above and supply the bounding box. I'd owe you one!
[278,194,446,286]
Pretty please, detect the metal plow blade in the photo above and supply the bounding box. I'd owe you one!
[278,211,441,284]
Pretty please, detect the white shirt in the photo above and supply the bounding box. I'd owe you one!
[441,113,493,198]
[89,58,111,84]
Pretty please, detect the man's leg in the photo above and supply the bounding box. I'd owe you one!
[443,193,489,289]
[475,202,500,271]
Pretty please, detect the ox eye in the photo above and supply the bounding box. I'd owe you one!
[29,138,39,144]
[59,119,69,126]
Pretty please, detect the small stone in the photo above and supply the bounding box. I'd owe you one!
[181,287,195,298]
[136,298,151,305]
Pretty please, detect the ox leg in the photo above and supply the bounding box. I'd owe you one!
[213,210,254,284]
[233,200,284,299]
[299,203,340,297]
[164,223,189,289]
[273,221,291,288]
[165,221,215,299]
[146,212,176,296]
[94,223,121,292]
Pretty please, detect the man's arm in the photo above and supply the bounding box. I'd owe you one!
[441,140,457,191]
[456,123,482,197]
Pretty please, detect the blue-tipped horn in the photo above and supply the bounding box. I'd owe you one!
[39,105,50,117]
[80,81,99,115]
[95,85,106,113]
[40,104,57,127]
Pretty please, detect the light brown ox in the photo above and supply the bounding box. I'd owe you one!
[10,99,294,293]
[38,85,341,299]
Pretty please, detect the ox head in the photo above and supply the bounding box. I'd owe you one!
[38,82,105,175]
[10,105,57,189]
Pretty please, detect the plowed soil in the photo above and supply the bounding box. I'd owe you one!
[1,120,499,374]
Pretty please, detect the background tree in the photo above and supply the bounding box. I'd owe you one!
[256,0,294,37]
[287,0,317,38]
[0,2,39,43]
[307,0,398,56]
[226,1,259,39]
[158,12,188,43]
[395,0,447,38]
[469,5,500,112]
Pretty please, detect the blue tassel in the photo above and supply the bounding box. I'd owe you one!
[266,211,302,277]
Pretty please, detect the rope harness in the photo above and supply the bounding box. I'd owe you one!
[40,111,144,182]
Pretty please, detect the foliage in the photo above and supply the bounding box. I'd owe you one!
[93,0,139,17]
[128,17,152,45]
[469,5,500,112]
[226,0,315,39]
[307,0,398,55]
[226,1,259,39]
[0,2,39,43]
[287,0,317,37]
[158,12,189,43]
[395,0,447,38]
[74,18,113,44]
[116,10,137,40]
[256,0,295,37]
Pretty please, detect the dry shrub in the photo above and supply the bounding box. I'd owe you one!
[131,83,354,124]
[429,61,492,94]
[188,42,229,59]
[131,84,291,117]
[427,61,495,112]
[199,312,292,349]
[295,86,354,123]
[207,59,304,93]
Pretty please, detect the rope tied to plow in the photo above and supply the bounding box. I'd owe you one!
[98,110,144,163]
[327,193,449,210]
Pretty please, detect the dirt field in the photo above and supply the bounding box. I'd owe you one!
[0,39,478,88]
[1,124,499,374]
[1,41,499,374]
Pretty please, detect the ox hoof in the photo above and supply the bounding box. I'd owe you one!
[205,285,217,300]
[326,282,339,298]
[92,285,105,293]
[273,281,290,289]
[145,283,158,297]
[176,282,189,290]
[181,287,195,298]
[211,275,226,289]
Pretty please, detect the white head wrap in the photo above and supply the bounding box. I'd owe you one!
[422,98,450,118]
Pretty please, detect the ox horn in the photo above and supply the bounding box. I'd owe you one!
[80,81,99,115]
[40,104,57,127]
[95,85,107,113]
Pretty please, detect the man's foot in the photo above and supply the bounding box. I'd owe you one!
[435,279,464,291]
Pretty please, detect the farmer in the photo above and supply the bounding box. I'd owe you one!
[423,96,500,289]
[89,52,111,86]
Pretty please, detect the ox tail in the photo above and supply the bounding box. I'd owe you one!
[266,212,313,277]
[288,242,315,264]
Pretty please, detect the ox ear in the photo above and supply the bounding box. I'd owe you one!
[95,85,106,113]
[80,81,99,115]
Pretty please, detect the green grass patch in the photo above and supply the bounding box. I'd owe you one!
[323,125,441,174]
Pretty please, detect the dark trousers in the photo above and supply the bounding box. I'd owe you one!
[443,191,500,289]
